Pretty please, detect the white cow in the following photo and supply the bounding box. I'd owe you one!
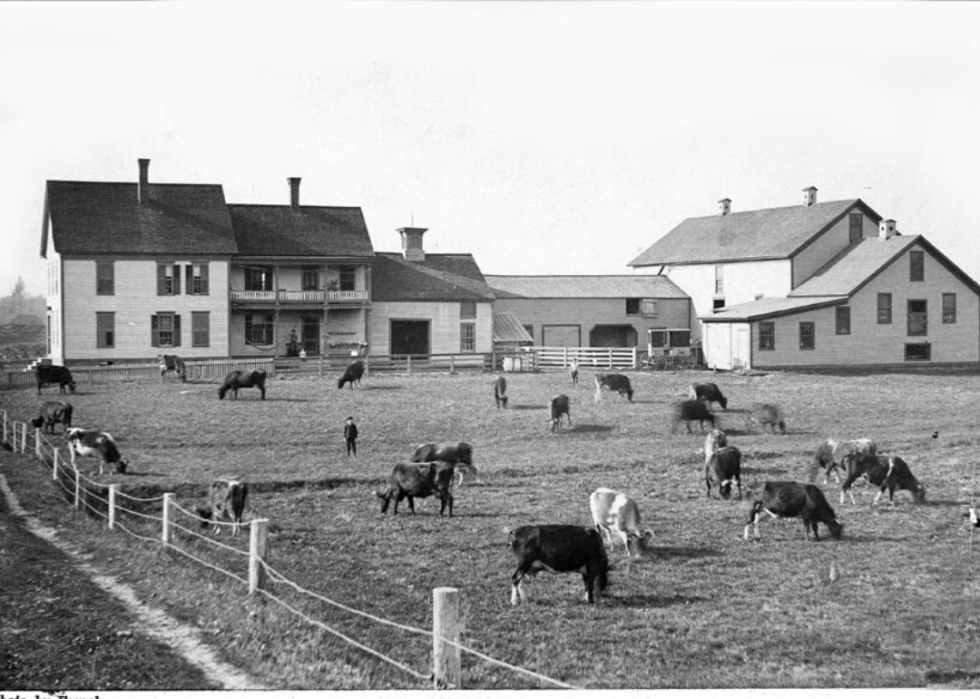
[589,488,654,556]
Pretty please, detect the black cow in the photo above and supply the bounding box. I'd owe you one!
[751,403,786,434]
[840,453,926,506]
[158,354,187,382]
[744,481,842,542]
[30,401,73,435]
[813,438,877,484]
[36,365,76,396]
[337,360,365,390]
[594,373,633,403]
[548,394,571,432]
[509,524,610,606]
[706,446,742,500]
[688,382,728,410]
[411,442,477,485]
[376,462,455,516]
[66,428,128,475]
[493,376,508,409]
[196,479,249,536]
[671,400,716,434]
[218,370,267,400]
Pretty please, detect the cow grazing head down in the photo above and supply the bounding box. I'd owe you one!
[377,462,455,516]
[218,370,267,400]
[589,488,654,557]
[671,400,715,434]
[548,394,571,432]
[840,453,925,506]
[31,401,74,435]
[594,374,634,403]
[35,365,76,396]
[688,383,728,410]
[751,403,786,434]
[337,360,365,390]
[66,428,128,475]
[509,524,610,605]
[197,480,249,536]
[493,376,508,409]
[744,481,842,542]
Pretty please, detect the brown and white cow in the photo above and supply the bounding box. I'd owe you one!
[840,453,925,506]
[589,488,654,556]
[66,428,128,475]
[197,479,249,535]
[30,401,74,435]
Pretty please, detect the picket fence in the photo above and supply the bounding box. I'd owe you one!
[0,411,575,690]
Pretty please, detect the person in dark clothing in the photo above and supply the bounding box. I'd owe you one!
[343,416,358,458]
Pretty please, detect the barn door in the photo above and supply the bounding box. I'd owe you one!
[733,326,750,370]
[390,320,430,357]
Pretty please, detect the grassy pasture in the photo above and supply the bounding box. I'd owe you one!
[3,368,980,689]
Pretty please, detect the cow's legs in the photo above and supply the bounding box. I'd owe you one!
[407,495,416,514]
[510,568,530,606]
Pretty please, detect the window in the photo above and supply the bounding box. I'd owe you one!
[157,263,181,295]
[96,312,115,348]
[849,212,863,244]
[245,266,274,291]
[301,266,319,291]
[641,300,658,317]
[96,262,114,295]
[905,343,931,361]
[759,322,775,351]
[835,306,851,335]
[943,293,957,324]
[523,325,534,340]
[669,330,690,348]
[910,250,924,282]
[626,298,640,315]
[800,322,815,350]
[151,312,181,347]
[245,313,274,346]
[339,266,356,292]
[185,264,210,295]
[460,323,475,352]
[460,301,477,320]
[907,300,928,336]
[192,311,210,347]
[714,265,724,295]
[877,293,892,324]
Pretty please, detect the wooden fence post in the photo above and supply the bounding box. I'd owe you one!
[35,429,43,459]
[608,348,613,368]
[52,448,60,481]
[2,410,8,444]
[563,347,568,367]
[74,467,82,509]
[432,587,461,689]
[407,355,412,376]
[632,347,638,369]
[108,484,117,530]
[162,493,174,547]
[449,355,455,374]
[249,519,269,594]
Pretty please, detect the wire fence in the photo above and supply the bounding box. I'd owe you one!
[0,409,578,690]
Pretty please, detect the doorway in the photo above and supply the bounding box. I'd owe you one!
[390,320,430,356]
[301,316,320,355]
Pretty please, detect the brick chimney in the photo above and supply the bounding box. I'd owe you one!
[879,219,897,239]
[803,186,817,208]
[399,226,428,262]
[287,177,301,208]
[138,158,150,206]
[718,198,731,216]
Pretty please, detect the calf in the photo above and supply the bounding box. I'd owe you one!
[548,394,571,432]
[218,369,267,400]
[377,462,454,516]
[840,453,925,505]
[751,402,786,434]
[30,401,73,435]
[744,481,842,541]
[66,428,128,475]
[410,441,477,486]
[158,354,187,383]
[35,365,76,396]
[589,488,654,556]
[493,376,508,409]
[594,373,634,403]
[197,480,249,536]
[706,446,742,500]
[508,524,610,605]
[337,360,365,390]
[688,382,728,410]
[671,400,715,434]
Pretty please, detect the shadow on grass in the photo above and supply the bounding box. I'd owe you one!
[568,424,615,434]
[359,385,404,391]
[650,546,724,560]
[612,593,709,609]
[509,404,545,411]
[123,471,170,478]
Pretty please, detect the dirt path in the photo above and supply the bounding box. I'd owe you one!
[0,473,263,690]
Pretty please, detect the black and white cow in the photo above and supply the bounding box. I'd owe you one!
[30,401,74,435]
[377,462,455,516]
[589,488,654,557]
[197,479,249,535]
[158,354,187,383]
[744,481,842,542]
[594,373,634,403]
[35,365,76,396]
[410,441,477,485]
[493,376,508,409]
[509,524,610,605]
[548,394,571,432]
[337,360,365,390]
[218,370,267,400]
[813,438,877,484]
[839,453,926,506]
[688,382,728,410]
[706,446,742,500]
[66,428,128,475]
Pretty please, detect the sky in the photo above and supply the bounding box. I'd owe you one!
[3,2,980,297]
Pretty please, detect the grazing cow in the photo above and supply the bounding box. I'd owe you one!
[509,524,610,606]
[30,401,74,435]
[66,428,128,475]
[671,400,716,434]
[337,360,365,390]
[35,365,76,396]
[594,373,634,403]
[704,429,728,463]
[218,370,267,400]
[410,441,477,486]
[157,354,187,382]
[688,382,728,410]
[751,402,786,434]
[814,438,877,484]
[840,453,926,506]
[569,359,579,386]
[197,480,249,536]
[706,446,743,500]
[589,488,654,556]
[744,481,842,541]
[548,394,571,432]
[376,461,455,516]
[493,376,508,409]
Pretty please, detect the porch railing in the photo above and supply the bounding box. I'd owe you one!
[229,290,368,303]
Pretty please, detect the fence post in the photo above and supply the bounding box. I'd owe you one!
[632,347,638,370]
[21,422,28,453]
[108,484,117,530]
[491,350,497,372]
[162,493,174,547]
[35,428,43,459]
[449,355,455,374]
[249,519,269,594]
[74,467,82,509]
[407,355,412,376]
[563,347,568,368]
[52,448,60,481]
[432,587,461,689]
[2,410,7,444]
[608,348,613,368]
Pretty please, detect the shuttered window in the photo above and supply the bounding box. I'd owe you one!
[185,263,209,295]
[151,312,181,347]
[157,263,181,295]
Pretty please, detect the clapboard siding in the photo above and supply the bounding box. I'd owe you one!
[368,301,493,354]
[792,212,878,288]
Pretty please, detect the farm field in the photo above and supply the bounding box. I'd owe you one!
[2,367,980,689]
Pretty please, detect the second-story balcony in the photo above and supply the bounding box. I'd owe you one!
[230,289,370,304]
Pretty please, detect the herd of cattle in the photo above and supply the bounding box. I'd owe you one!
[25,358,933,607]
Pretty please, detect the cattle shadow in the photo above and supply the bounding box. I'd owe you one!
[567,424,615,434]
[612,593,709,609]
[358,385,404,391]
[123,471,170,478]
[509,404,545,411]
[648,546,724,560]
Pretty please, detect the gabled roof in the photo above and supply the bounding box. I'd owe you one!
[42,181,237,256]
[493,313,534,344]
[629,199,882,267]
[788,235,917,297]
[485,275,688,299]
[228,205,374,258]
[371,253,495,302]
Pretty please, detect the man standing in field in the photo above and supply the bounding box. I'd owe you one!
[343,416,358,458]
